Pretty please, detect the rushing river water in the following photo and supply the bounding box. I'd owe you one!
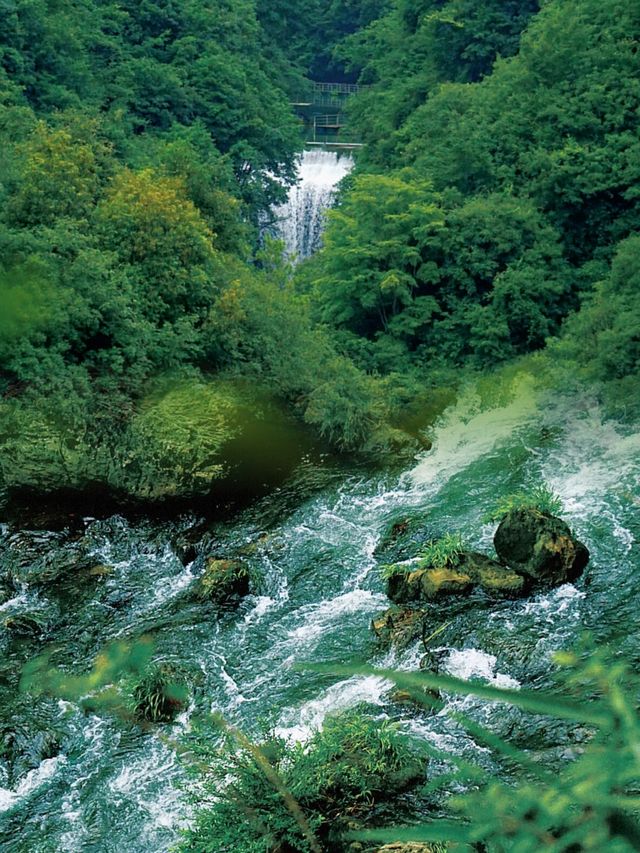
[273,149,354,259]
[1,376,639,851]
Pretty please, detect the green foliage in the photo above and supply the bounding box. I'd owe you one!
[417,533,464,571]
[132,665,189,723]
[305,173,570,372]
[309,646,640,852]
[114,378,240,499]
[382,532,464,580]
[554,235,640,420]
[178,708,426,852]
[486,484,563,522]
[303,0,640,396]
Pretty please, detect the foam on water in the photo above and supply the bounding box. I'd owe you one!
[0,756,66,813]
[276,675,391,742]
[444,649,520,690]
[411,374,540,491]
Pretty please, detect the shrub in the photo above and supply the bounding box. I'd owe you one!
[178,708,427,852]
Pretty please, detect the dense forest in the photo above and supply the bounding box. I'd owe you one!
[1,0,638,505]
[1,1,640,851]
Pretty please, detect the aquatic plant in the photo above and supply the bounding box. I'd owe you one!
[132,665,189,724]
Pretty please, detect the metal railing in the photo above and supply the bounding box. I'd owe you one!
[312,82,368,95]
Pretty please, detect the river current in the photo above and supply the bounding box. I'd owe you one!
[1,377,639,851]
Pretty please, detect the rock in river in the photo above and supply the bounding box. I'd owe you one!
[195,557,251,603]
[494,508,589,586]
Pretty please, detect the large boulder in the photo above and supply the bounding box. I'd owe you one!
[494,508,589,586]
[460,552,528,598]
[388,564,474,604]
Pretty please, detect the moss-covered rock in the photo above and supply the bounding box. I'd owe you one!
[372,607,426,648]
[459,552,528,598]
[195,557,250,603]
[386,550,529,604]
[388,564,474,604]
[494,508,589,586]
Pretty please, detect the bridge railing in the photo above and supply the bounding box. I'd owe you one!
[312,82,369,95]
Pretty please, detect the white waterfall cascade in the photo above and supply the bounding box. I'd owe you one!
[274,149,354,260]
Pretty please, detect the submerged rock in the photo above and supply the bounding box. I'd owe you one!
[4,609,52,638]
[494,508,589,586]
[372,607,426,648]
[195,557,250,603]
[375,514,439,564]
[0,720,62,786]
[0,577,16,606]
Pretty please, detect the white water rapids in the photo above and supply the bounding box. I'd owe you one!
[273,149,354,259]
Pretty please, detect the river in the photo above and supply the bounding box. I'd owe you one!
[1,377,639,851]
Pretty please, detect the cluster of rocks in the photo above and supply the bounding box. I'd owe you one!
[374,506,589,648]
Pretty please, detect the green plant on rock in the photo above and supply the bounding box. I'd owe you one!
[486,484,563,522]
[417,534,465,571]
[178,707,427,852]
[381,533,465,582]
[132,664,189,724]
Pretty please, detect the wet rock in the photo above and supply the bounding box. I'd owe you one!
[0,577,16,606]
[372,607,426,648]
[3,609,51,638]
[388,687,441,708]
[387,551,529,605]
[388,565,474,604]
[494,508,589,586]
[0,722,62,785]
[195,557,250,603]
[375,514,439,564]
[459,552,528,598]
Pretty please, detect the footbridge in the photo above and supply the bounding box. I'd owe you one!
[292,82,368,150]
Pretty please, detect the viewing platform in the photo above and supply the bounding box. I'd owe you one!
[292,81,367,148]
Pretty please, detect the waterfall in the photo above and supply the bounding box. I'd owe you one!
[274,149,354,260]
